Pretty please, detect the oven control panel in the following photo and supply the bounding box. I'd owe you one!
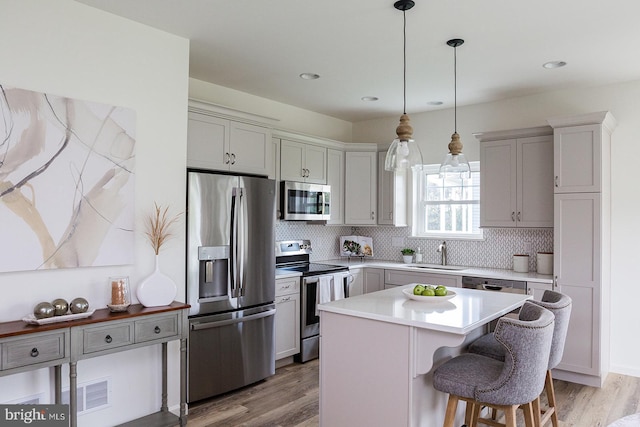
[275,240,312,256]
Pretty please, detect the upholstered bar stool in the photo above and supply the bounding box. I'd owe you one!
[468,290,572,427]
[433,302,555,427]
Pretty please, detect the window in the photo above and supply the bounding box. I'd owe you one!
[413,162,482,239]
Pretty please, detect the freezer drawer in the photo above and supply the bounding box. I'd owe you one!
[188,304,276,402]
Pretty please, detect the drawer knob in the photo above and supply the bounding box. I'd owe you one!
[154,326,161,334]
[105,335,113,343]
[30,348,39,357]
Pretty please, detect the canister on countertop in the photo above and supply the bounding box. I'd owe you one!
[536,252,553,275]
[513,254,529,273]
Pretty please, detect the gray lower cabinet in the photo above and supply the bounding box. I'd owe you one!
[384,269,462,289]
[0,303,189,427]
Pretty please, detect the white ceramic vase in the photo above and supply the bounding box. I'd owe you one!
[136,255,177,307]
[402,255,413,264]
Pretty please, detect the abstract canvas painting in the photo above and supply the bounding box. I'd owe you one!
[0,85,136,272]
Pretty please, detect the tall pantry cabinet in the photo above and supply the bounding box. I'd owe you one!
[548,111,616,387]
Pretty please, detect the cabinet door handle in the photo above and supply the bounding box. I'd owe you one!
[517,212,521,221]
[305,168,310,177]
[279,296,291,302]
[154,326,161,334]
[301,168,306,178]
[105,335,113,343]
[553,275,558,289]
[30,348,39,358]
[511,212,516,222]
[230,153,236,165]
[225,152,231,164]
[555,176,559,187]
[371,211,375,220]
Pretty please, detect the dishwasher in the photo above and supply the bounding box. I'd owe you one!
[461,276,528,330]
[461,276,528,294]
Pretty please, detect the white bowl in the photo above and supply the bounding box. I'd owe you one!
[402,287,456,302]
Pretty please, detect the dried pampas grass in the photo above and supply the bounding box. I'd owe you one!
[145,203,182,255]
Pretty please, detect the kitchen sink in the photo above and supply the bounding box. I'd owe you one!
[405,264,467,271]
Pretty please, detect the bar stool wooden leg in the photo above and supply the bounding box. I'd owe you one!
[546,370,559,427]
[522,402,534,427]
[465,401,475,427]
[504,405,517,427]
[532,397,542,427]
[443,395,460,427]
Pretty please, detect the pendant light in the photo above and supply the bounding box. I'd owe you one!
[384,0,423,172]
[439,38,471,178]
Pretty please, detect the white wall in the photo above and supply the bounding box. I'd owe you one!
[0,1,189,425]
[189,78,353,142]
[355,80,640,377]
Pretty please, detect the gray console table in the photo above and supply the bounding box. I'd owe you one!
[0,302,189,427]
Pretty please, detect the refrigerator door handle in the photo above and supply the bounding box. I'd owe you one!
[230,187,239,297]
[190,308,276,331]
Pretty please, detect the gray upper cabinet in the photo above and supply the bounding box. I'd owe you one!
[377,152,407,226]
[187,112,272,176]
[280,139,327,184]
[326,148,345,225]
[477,126,554,228]
[344,151,377,225]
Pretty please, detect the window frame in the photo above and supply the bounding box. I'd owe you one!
[411,161,483,240]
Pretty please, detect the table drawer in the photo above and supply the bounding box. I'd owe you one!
[83,323,134,354]
[2,332,66,370]
[135,314,179,343]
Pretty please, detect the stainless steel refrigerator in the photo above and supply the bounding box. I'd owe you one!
[186,170,276,403]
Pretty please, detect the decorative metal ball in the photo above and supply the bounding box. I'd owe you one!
[52,298,69,316]
[70,297,89,314]
[34,302,55,319]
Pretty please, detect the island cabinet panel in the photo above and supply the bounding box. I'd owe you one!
[384,269,461,289]
[320,312,412,427]
[479,131,553,228]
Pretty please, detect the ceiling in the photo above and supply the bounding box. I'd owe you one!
[77,0,640,122]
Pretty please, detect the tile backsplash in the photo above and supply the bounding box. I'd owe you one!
[275,221,553,272]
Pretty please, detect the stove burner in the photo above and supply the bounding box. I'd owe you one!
[278,262,347,277]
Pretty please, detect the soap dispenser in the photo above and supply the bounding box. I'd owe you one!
[415,247,423,263]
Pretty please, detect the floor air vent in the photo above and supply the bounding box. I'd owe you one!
[62,377,110,414]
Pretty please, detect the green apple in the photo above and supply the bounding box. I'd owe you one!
[435,287,448,296]
[413,285,425,295]
[421,288,435,296]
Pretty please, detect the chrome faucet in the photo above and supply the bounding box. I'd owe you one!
[437,241,447,266]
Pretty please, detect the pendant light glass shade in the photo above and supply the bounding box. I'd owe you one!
[439,39,470,178]
[385,113,423,171]
[384,0,423,172]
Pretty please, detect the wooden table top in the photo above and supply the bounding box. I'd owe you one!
[0,301,190,339]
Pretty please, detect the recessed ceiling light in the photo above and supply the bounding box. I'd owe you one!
[299,73,320,80]
[427,101,443,106]
[361,96,379,102]
[542,61,567,69]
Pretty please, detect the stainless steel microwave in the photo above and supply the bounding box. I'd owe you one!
[280,181,331,220]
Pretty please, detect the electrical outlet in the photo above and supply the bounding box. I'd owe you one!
[524,241,532,253]
[392,237,404,248]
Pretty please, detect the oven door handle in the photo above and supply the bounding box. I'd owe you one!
[482,284,505,291]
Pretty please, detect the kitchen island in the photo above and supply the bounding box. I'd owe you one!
[318,285,531,427]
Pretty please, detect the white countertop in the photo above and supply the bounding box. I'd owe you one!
[318,285,531,335]
[316,258,554,284]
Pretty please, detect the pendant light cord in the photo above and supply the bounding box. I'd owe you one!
[454,44,457,132]
[403,9,407,115]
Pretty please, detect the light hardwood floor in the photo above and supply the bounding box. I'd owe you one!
[186,359,640,427]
